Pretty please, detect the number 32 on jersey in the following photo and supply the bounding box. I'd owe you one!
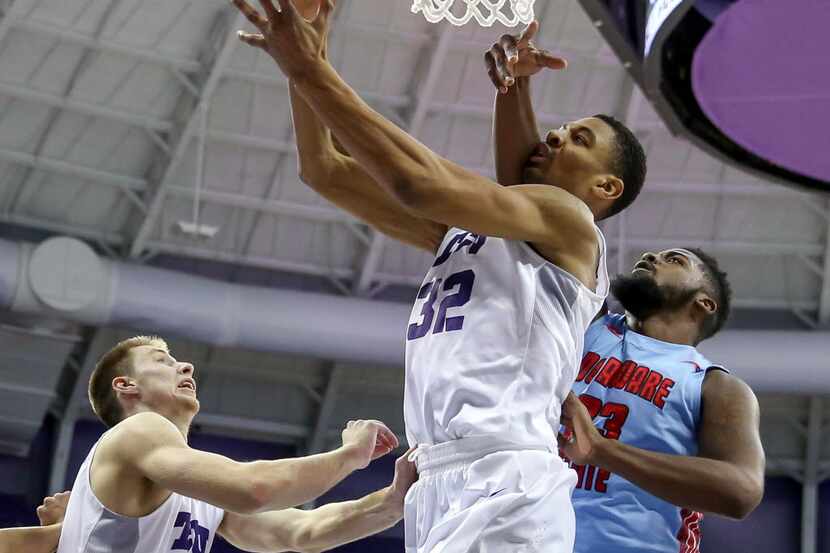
[407,231,486,341]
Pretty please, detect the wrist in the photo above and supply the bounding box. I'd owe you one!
[292,56,330,89]
[337,443,366,471]
[588,435,616,467]
[378,486,405,521]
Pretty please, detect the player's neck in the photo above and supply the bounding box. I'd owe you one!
[627,311,699,346]
[133,405,192,438]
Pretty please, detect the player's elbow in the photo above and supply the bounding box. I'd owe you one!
[297,155,336,188]
[390,168,451,215]
[722,474,764,519]
[288,516,325,553]
[235,473,278,514]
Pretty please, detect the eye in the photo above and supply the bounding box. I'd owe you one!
[574,134,587,146]
[668,257,681,264]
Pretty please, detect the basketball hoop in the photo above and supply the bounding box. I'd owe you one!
[411,0,535,27]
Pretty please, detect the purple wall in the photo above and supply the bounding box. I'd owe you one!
[0,420,821,552]
[701,478,801,553]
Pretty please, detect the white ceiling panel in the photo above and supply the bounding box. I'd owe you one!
[0,0,824,324]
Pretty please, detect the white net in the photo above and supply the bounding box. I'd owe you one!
[411,0,535,27]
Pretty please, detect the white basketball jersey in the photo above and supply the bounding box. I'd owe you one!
[57,433,225,553]
[404,227,608,448]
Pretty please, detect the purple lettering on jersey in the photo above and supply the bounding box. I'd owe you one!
[432,231,487,267]
[172,512,193,550]
[172,511,210,553]
[408,279,441,340]
[408,270,477,341]
[434,270,475,333]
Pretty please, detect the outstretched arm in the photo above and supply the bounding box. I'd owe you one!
[0,490,73,553]
[218,449,417,553]
[233,1,599,284]
[287,3,446,253]
[560,371,765,519]
[0,525,62,553]
[290,83,446,253]
[114,413,397,514]
[487,22,566,185]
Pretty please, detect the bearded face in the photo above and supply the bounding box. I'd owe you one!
[610,272,701,321]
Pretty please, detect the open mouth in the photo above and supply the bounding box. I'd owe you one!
[632,261,654,273]
[527,143,552,165]
[178,380,196,393]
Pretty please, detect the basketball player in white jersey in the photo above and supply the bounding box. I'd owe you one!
[54,335,416,553]
[231,1,646,551]
[0,491,69,552]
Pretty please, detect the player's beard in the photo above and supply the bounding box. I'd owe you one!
[611,273,699,321]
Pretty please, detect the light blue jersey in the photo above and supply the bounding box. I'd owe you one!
[569,313,725,553]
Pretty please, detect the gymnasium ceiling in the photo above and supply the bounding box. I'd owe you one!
[0,0,827,483]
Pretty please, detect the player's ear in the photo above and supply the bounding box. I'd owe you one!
[594,175,623,202]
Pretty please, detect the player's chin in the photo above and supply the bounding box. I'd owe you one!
[521,166,546,184]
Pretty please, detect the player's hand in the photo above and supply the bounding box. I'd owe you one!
[383,447,419,516]
[232,0,335,81]
[484,20,567,94]
[558,393,602,464]
[291,0,323,21]
[341,419,400,469]
[36,491,70,526]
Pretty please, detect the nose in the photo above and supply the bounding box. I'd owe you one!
[641,252,657,264]
[178,363,195,377]
[545,128,565,149]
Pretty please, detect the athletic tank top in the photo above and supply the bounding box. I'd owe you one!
[569,313,726,553]
[57,432,225,553]
[405,226,608,448]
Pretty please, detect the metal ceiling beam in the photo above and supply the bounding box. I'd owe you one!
[15,18,202,72]
[0,0,35,46]
[7,0,127,216]
[353,24,455,296]
[166,186,359,224]
[817,199,830,326]
[144,240,357,280]
[801,397,823,553]
[13,16,614,79]
[0,146,145,190]
[0,80,172,131]
[128,10,244,259]
[0,140,815,216]
[0,213,125,244]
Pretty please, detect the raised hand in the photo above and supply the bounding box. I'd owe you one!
[341,419,400,469]
[231,0,335,80]
[36,491,70,526]
[484,20,567,93]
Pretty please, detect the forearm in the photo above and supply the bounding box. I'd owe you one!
[593,439,761,519]
[289,81,343,183]
[0,524,61,553]
[300,487,401,552]
[295,62,448,206]
[494,77,541,185]
[252,447,360,512]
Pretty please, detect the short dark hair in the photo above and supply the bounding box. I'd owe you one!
[687,248,732,342]
[593,114,647,219]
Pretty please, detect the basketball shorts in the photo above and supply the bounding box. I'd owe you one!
[404,435,577,553]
